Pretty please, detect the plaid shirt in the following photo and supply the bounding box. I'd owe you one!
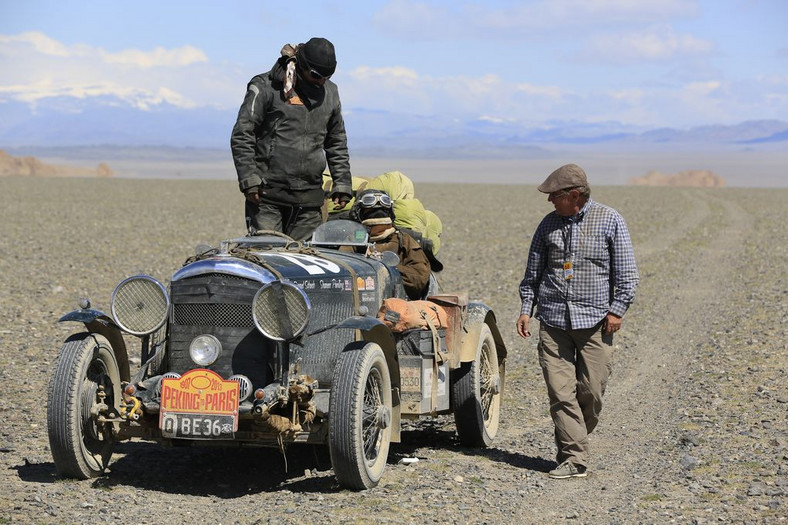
[519,198,639,330]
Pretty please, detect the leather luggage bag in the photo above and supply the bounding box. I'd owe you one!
[376,298,449,333]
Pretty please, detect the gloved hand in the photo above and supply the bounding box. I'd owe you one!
[245,186,261,204]
[331,191,352,208]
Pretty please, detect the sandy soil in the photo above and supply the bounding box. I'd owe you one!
[0,177,785,524]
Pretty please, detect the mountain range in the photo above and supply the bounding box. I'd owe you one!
[1,98,786,158]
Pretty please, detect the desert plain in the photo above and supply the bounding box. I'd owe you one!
[0,175,786,524]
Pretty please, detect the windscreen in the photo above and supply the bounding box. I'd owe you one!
[309,219,369,247]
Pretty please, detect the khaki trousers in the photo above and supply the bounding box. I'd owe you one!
[538,321,613,468]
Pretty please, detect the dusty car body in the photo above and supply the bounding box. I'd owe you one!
[47,220,507,489]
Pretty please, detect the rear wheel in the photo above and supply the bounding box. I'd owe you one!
[47,333,121,478]
[329,342,392,490]
[451,324,501,447]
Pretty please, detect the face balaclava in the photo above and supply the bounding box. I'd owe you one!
[358,208,394,241]
[297,37,337,78]
[294,37,336,108]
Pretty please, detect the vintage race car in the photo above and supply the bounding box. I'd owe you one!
[47,220,506,489]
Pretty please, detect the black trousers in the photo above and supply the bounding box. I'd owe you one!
[245,200,323,242]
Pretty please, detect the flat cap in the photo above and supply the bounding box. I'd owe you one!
[538,164,588,193]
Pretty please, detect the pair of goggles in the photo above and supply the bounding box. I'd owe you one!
[358,192,392,209]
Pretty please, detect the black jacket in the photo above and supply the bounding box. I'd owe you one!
[230,59,352,207]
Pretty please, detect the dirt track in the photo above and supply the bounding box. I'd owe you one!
[0,177,785,524]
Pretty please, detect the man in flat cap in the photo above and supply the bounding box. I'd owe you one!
[516,164,639,479]
[231,37,352,240]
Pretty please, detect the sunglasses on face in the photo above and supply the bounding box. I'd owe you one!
[300,58,329,81]
[549,188,576,200]
[358,192,392,208]
[307,68,327,81]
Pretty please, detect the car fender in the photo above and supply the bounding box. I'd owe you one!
[458,303,507,391]
[319,316,401,391]
[58,308,131,382]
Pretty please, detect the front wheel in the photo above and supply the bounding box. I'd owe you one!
[47,333,121,478]
[328,342,393,490]
[451,324,501,447]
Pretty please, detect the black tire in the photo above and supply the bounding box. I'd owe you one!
[451,324,501,447]
[47,333,121,479]
[328,342,393,490]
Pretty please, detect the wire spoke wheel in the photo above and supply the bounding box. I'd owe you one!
[361,369,386,462]
[451,324,502,447]
[479,340,497,423]
[329,342,392,489]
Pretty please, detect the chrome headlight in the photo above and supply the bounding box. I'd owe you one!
[252,281,310,341]
[111,275,169,336]
[189,334,222,366]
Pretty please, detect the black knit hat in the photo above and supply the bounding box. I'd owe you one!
[297,37,337,78]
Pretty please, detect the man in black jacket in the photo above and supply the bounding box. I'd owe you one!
[231,37,352,241]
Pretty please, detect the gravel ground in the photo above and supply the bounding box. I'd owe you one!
[0,176,785,524]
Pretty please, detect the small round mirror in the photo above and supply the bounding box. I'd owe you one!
[381,250,400,267]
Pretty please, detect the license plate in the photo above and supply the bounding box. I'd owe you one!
[160,413,236,439]
[159,369,239,439]
[400,365,421,393]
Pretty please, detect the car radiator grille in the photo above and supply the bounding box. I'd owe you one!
[173,302,253,327]
[167,273,273,389]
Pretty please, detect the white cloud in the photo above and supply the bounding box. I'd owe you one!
[374,0,699,38]
[539,0,698,22]
[674,80,726,118]
[342,64,569,123]
[349,66,420,86]
[0,80,196,110]
[342,60,746,128]
[343,65,432,114]
[589,80,736,126]
[473,0,699,32]
[0,32,74,57]
[515,83,564,100]
[683,80,722,96]
[0,32,230,110]
[0,31,207,67]
[0,25,781,135]
[609,88,645,104]
[99,46,208,68]
[583,25,714,63]
[477,115,515,124]
[757,73,788,87]
[457,74,502,97]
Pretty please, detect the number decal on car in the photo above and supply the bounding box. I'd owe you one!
[268,253,341,275]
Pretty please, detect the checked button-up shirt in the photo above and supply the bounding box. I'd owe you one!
[519,198,639,330]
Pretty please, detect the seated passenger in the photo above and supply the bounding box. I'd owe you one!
[352,189,431,300]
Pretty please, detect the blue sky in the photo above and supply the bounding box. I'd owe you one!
[1,0,787,131]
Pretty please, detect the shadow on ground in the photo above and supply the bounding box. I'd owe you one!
[389,418,555,473]
[12,459,60,484]
[14,441,341,497]
[12,420,553,496]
